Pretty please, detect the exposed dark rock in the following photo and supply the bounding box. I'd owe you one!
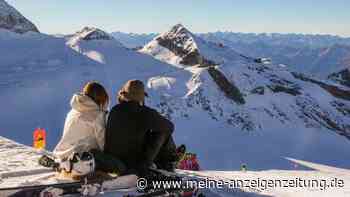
[330,101,350,117]
[328,69,350,88]
[247,64,271,74]
[296,96,350,139]
[251,86,265,95]
[267,85,301,96]
[186,87,218,121]
[78,27,113,41]
[155,24,217,67]
[292,72,350,101]
[156,36,215,66]
[208,67,245,104]
[0,0,39,33]
[227,112,255,131]
[272,104,290,123]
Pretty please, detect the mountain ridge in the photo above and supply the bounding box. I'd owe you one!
[0,0,39,33]
[141,24,350,139]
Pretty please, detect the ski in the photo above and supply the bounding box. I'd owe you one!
[129,187,198,197]
[0,174,138,197]
[0,169,205,197]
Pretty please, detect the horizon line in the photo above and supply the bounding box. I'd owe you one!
[48,26,350,39]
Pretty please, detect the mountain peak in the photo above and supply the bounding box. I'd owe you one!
[0,0,39,33]
[161,23,195,42]
[140,24,207,66]
[141,24,241,67]
[73,27,114,41]
[168,23,190,35]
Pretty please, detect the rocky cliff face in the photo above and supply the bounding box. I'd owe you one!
[0,0,39,33]
[328,68,350,88]
[67,27,114,45]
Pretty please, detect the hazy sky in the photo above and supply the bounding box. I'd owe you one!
[6,0,350,37]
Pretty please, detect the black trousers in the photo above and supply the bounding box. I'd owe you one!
[90,149,128,175]
[146,133,178,170]
[92,134,178,176]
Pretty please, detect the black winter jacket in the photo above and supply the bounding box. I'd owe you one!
[104,101,174,169]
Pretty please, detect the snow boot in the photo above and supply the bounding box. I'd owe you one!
[38,155,59,170]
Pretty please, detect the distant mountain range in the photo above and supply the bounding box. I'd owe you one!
[200,32,350,78]
[110,31,157,49]
[111,31,350,49]
[111,31,350,78]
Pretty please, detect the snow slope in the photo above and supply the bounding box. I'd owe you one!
[1,23,350,173]
[0,27,192,151]
[1,137,350,197]
[140,24,350,170]
[0,0,39,33]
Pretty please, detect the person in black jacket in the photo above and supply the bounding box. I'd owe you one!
[104,80,178,175]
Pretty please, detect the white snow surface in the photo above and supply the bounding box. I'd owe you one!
[140,24,350,171]
[0,26,350,185]
[1,137,350,197]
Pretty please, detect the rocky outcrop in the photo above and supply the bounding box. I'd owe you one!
[0,0,39,33]
[208,67,245,104]
[73,27,114,41]
[154,24,216,66]
[292,72,350,101]
[296,96,350,139]
[328,69,350,88]
[267,84,301,96]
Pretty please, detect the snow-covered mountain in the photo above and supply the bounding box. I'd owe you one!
[199,32,350,78]
[111,30,350,78]
[0,26,192,152]
[200,32,350,49]
[140,24,350,168]
[1,18,350,172]
[0,0,39,33]
[141,24,350,137]
[69,27,114,42]
[110,31,350,50]
[140,24,243,67]
[309,44,350,77]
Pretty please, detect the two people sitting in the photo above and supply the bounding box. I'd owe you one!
[52,80,178,178]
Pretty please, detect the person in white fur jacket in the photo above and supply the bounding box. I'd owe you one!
[53,81,126,175]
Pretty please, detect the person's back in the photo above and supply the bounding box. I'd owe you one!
[54,90,107,161]
[105,101,148,167]
[105,80,176,173]
[50,81,127,177]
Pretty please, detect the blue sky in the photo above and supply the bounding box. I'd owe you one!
[7,0,350,37]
